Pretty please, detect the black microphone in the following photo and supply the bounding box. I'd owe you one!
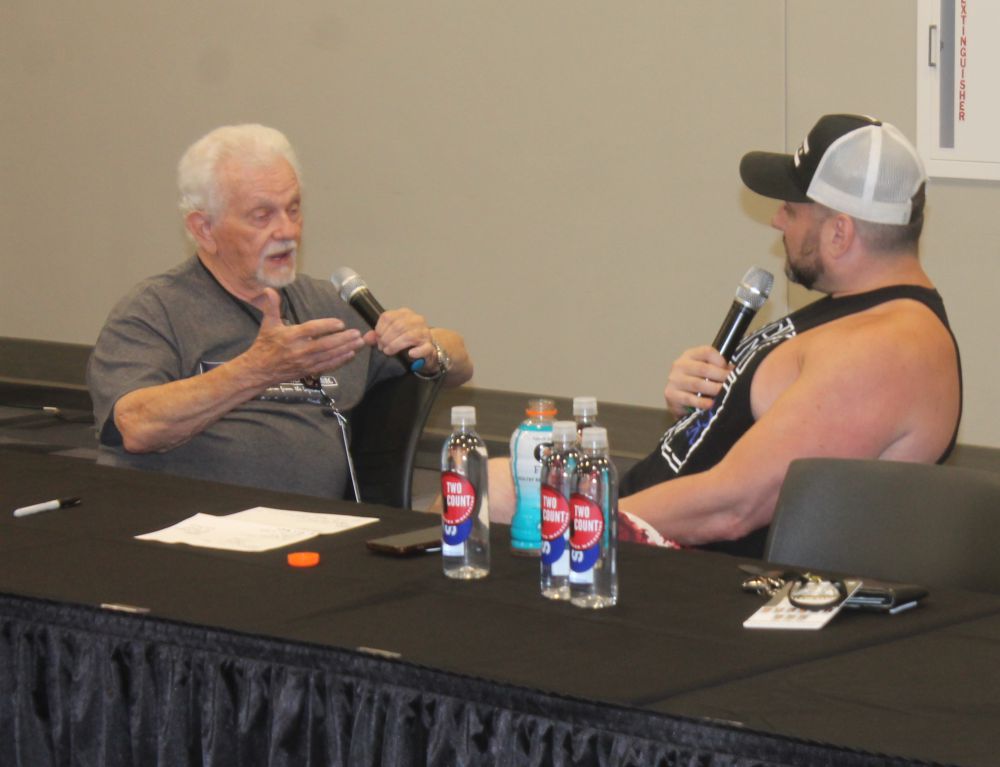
[711,267,774,361]
[330,267,425,372]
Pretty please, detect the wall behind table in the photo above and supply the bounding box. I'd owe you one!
[5,2,997,447]
[1,0,784,413]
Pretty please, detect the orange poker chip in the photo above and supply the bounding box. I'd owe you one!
[287,551,320,568]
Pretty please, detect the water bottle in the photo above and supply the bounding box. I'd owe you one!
[539,420,579,600]
[573,396,599,440]
[569,427,618,608]
[441,406,490,579]
[509,398,556,555]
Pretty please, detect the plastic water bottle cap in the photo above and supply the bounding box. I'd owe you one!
[551,420,577,443]
[573,396,598,416]
[451,405,476,426]
[580,426,609,450]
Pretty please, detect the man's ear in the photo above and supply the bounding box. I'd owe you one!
[825,213,856,259]
[185,211,216,254]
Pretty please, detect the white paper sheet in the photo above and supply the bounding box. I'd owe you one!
[225,506,377,534]
[135,507,378,552]
[136,513,318,552]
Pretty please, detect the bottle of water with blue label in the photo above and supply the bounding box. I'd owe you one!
[569,427,618,608]
[441,406,490,579]
[572,396,599,440]
[539,420,579,600]
[509,398,556,555]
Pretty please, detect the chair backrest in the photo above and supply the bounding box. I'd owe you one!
[346,373,443,509]
[765,458,1000,593]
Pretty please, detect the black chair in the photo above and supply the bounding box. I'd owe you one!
[764,457,1000,593]
[345,373,444,509]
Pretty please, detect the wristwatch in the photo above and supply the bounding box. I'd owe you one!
[434,340,452,373]
[416,338,450,380]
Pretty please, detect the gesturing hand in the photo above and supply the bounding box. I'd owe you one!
[245,288,367,385]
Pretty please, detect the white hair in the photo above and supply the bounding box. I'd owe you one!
[177,124,302,220]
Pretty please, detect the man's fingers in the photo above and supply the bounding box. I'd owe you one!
[294,317,348,338]
[697,363,729,383]
[252,288,283,326]
[374,308,430,356]
[685,345,729,368]
[689,374,724,395]
[304,328,365,360]
[303,348,358,376]
[690,392,713,409]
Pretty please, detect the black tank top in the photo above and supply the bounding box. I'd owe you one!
[619,285,963,557]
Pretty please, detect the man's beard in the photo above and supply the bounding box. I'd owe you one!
[784,256,822,290]
[256,239,298,288]
[783,228,823,291]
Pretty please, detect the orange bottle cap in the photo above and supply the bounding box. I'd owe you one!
[525,398,557,417]
[287,551,320,568]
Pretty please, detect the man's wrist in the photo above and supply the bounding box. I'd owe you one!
[415,335,450,380]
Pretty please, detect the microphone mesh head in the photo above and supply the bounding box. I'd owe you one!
[330,267,366,301]
[735,267,774,310]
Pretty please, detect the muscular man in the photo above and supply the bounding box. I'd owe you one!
[87,124,472,498]
[493,114,961,557]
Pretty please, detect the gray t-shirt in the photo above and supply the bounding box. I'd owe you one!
[86,256,403,498]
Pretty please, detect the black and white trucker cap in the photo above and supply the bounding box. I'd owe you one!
[739,114,927,225]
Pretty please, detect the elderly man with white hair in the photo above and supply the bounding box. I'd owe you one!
[88,124,472,499]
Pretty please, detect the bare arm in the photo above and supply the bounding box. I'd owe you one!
[367,307,473,387]
[114,288,366,453]
[622,312,956,545]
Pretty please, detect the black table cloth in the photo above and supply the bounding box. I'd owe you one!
[1,447,997,765]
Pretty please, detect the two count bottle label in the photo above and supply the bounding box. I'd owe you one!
[541,484,606,579]
[442,471,476,547]
[568,493,605,577]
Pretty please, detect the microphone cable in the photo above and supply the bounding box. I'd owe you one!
[317,386,363,504]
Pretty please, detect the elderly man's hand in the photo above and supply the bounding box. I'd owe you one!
[366,307,435,368]
[244,288,367,385]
